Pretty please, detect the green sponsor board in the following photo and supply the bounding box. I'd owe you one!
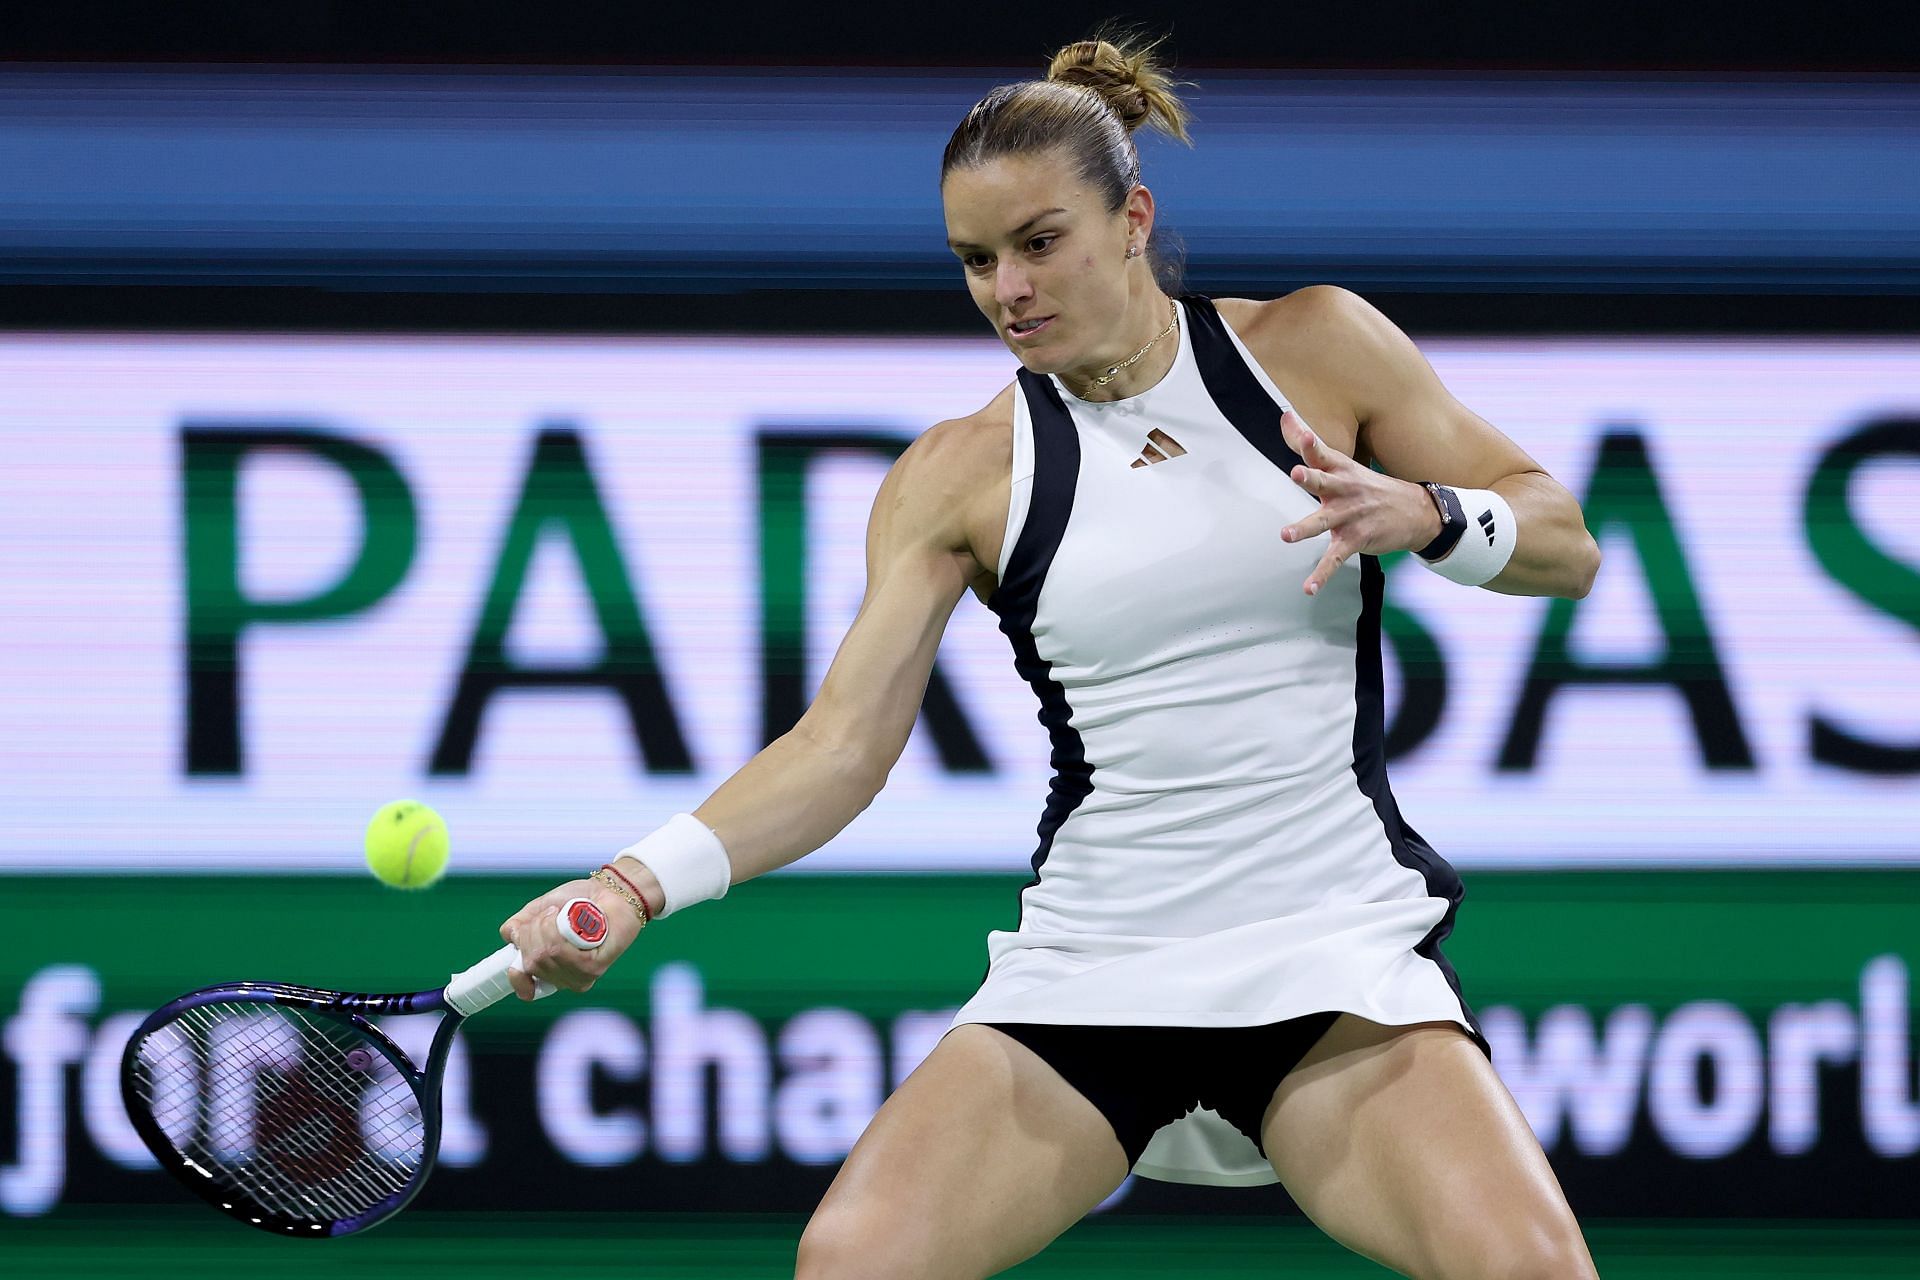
[4,870,1918,1219]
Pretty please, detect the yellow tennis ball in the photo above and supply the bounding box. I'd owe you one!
[364,800,450,889]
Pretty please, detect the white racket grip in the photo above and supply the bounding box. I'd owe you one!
[446,944,556,1016]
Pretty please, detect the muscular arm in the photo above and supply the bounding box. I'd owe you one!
[502,419,997,991]
[503,421,992,990]
[693,444,977,877]
[1237,286,1600,600]
[613,419,992,911]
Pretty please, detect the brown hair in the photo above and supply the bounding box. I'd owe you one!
[941,31,1193,290]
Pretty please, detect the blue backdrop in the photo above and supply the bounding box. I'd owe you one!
[3,68,1916,292]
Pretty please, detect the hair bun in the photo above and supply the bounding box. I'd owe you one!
[1047,41,1150,130]
[1046,34,1192,143]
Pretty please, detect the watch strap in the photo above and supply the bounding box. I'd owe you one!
[1415,482,1468,562]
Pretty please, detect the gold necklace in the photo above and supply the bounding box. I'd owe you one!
[1088,300,1179,389]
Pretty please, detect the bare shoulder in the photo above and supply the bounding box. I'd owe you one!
[1214,286,1399,371]
[903,383,1014,488]
[881,384,1015,593]
[1215,287,1452,461]
[1210,287,1409,457]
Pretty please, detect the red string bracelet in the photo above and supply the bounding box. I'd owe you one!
[598,861,654,924]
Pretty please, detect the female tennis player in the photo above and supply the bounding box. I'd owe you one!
[500,32,1602,1280]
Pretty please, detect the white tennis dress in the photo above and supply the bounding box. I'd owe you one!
[949,296,1482,1187]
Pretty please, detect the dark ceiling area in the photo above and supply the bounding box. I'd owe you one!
[6,0,1919,73]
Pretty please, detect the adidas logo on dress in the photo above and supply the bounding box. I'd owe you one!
[1129,428,1189,469]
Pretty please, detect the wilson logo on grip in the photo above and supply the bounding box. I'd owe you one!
[567,901,608,943]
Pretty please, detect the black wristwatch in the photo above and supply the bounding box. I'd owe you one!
[1415,482,1468,562]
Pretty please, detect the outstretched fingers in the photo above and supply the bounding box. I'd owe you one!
[1305,540,1352,596]
[1280,407,1308,455]
[1283,413,1336,546]
[1283,504,1331,544]
[1280,409,1360,591]
[1289,461,1331,497]
[1282,409,1344,471]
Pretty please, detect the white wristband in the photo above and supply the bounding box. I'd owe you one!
[616,813,730,919]
[1420,486,1517,587]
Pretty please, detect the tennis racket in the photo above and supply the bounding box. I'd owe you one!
[119,896,611,1237]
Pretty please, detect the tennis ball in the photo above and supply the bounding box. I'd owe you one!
[364,800,450,889]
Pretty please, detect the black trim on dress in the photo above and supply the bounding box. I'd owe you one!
[1353,555,1489,1053]
[990,369,1093,924]
[1189,291,1488,1052]
[1180,294,1307,475]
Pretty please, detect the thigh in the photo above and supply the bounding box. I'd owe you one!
[1260,1015,1597,1280]
[796,1023,1131,1280]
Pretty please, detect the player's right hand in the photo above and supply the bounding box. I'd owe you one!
[499,876,645,999]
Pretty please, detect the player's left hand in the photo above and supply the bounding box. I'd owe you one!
[1278,409,1442,595]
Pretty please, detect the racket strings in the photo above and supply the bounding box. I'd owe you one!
[129,1000,429,1225]
[149,1004,419,1220]
[135,1007,406,1222]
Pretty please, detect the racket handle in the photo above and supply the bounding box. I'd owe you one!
[446,899,606,1014]
[446,944,555,1015]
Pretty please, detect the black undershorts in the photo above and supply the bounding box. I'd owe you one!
[984,1013,1342,1168]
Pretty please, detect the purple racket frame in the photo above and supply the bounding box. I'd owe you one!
[119,978,464,1238]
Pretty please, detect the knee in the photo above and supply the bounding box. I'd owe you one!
[795,1206,937,1280]
[794,1210,872,1280]
[1470,1225,1597,1280]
